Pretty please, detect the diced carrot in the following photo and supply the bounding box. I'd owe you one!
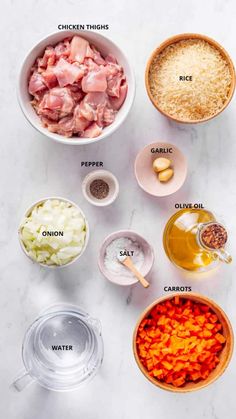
[174,362,185,372]
[165,375,173,384]
[136,297,225,388]
[174,296,180,305]
[146,359,153,370]
[214,324,222,332]
[166,301,173,309]
[161,347,171,355]
[196,315,205,325]
[209,314,218,323]
[202,330,212,338]
[205,323,215,330]
[162,361,173,370]
[215,333,226,343]
[200,305,210,313]
[173,376,185,387]
[191,372,201,381]
[153,369,163,378]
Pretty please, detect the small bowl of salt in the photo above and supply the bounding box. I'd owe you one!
[98,230,154,286]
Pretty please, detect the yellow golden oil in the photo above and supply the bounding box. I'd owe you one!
[163,209,216,271]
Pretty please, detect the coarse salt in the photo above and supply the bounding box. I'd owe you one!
[104,237,144,278]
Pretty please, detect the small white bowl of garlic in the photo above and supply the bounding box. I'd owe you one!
[135,142,187,197]
[18,197,89,268]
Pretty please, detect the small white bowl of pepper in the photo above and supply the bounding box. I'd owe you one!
[82,170,119,207]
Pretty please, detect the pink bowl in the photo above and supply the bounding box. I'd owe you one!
[135,142,187,197]
[98,230,154,286]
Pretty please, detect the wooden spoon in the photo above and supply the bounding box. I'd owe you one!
[117,255,150,288]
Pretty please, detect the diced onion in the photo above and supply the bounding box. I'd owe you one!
[19,199,87,266]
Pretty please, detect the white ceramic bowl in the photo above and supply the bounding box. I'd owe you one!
[18,30,135,145]
[98,230,154,286]
[82,170,119,206]
[18,197,89,268]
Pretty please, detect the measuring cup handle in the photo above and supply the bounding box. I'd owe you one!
[213,249,232,264]
[11,370,35,392]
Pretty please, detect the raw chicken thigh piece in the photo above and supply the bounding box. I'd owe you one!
[29,72,46,95]
[109,84,128,110]
[53,58,84,87]
[28,35,128,139]
[38,87,74,120]
[69,35,89,63]
[83,122,102,138]
[81,68,107,93]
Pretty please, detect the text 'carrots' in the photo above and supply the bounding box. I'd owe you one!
[136,297,226,387]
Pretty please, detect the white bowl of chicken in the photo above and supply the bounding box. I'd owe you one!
[18,31,135,145]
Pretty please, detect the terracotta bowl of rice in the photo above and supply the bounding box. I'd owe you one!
[145,33,235,124]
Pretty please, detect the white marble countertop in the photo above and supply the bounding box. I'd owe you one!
[1,0,236,418]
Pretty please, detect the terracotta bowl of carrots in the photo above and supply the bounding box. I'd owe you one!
[133,293,233,392]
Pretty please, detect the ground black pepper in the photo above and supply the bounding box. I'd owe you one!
[90,179,109,199]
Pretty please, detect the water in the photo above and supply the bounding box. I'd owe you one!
[22,308,103,391]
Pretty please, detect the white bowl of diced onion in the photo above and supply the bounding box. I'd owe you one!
[18,197,89,268]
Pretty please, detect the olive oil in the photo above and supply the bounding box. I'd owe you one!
[163,209,216,271]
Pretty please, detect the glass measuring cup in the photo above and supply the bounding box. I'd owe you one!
[12,304,103,392]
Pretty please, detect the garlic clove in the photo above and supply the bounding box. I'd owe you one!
[153,157,171,173]
[158,168,174,182]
